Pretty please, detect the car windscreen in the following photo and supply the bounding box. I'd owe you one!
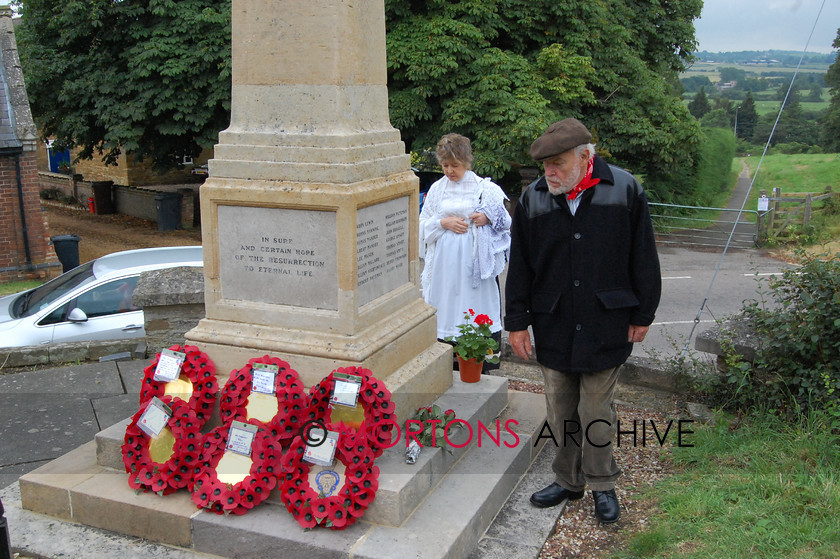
[14,262,96,318]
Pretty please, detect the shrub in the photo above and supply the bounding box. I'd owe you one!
[712,251,840,419]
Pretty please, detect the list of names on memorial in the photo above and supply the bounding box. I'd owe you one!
[218,206,338,310]
[356,197,410,306]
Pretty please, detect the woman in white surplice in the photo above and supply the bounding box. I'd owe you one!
[419,134,511,370]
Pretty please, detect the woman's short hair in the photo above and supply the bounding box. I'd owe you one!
[435,133,474,167]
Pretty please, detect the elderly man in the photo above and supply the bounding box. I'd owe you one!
[504,118,661,523]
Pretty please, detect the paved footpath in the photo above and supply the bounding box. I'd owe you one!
[0,360,147,490]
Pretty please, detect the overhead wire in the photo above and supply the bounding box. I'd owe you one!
[679,0,829,357]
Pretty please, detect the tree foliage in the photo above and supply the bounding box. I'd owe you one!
[386,0,703,199]
[736,92,758,142]
[688,88,711,118]
[821,29,840,152]
[16,0,704,201]
[15,0,231,168]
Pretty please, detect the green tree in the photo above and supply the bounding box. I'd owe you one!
[718,67,746,83]
[681,75,713,93]
[15,0,231,168]
[735,92,758,141]
[821,29,840,152]
[807,83,823,102]
[688,87,711,118]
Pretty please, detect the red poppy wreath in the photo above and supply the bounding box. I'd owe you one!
[139,344,218,428]
[278,425,379,530]
[219,355,307,443]
[305,366,396,458]
[122,396,203,496]
[188,420,283,515]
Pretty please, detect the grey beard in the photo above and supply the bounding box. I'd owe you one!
[547,182,574,195]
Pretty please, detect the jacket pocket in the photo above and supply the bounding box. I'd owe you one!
[531,291,562,313]
[595,288,639,310]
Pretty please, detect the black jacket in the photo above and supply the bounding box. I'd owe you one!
[504,155,661,373]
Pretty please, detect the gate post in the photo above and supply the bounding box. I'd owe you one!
[804,193,812,228]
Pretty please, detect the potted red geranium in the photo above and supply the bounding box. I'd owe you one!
[445,309,500,383]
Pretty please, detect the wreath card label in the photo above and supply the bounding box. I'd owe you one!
[251,363,278,394]
[304,427,339,467]
[226,421,258,456]
[153,349,186,382]
[137,397,172,439]
[330,372,361,408]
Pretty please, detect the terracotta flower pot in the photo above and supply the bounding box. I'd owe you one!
[456,356,482,383]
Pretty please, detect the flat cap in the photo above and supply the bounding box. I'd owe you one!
[529,118,592,161]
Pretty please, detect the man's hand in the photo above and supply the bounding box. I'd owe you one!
[440,216,469,234]
[509,330,532,360]
[628,325,650,343]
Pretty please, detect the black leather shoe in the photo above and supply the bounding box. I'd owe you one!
[592,489,621,523]
[529,483,585,508]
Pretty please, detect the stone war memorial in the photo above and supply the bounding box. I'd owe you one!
[13,1,543,557]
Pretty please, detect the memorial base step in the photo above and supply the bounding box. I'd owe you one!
[16,374,543,558]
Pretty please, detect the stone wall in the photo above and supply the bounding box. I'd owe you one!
[133,266,205,355]
[38,172,199,228]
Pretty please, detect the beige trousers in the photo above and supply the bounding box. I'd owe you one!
[540,364,622,492]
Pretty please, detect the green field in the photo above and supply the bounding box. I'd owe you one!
[681,60,831,82]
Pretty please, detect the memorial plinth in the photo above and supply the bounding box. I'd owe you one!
[185,0,452,408]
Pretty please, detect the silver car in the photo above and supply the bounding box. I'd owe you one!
[0,246,203,349]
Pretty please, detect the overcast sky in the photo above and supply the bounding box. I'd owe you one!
[694,0,840,53]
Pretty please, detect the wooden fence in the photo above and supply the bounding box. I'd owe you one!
[757,186,836,242]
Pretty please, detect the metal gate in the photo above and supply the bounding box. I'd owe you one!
[649,202,760,250]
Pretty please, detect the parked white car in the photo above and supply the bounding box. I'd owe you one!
[0,246,203,349]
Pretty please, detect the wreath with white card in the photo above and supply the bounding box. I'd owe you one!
[278,424,379,530]
[139,344,218,428]
[122,395,203,495]
[305,366,397,458]
[188,419,283,515]
[219,355,307,443]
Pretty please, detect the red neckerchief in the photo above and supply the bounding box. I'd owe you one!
[566,157,600,201]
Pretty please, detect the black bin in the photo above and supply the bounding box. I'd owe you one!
[51,234,81,273]
[154,192,183,231]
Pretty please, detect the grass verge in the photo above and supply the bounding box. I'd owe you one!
[0,279,43,296]
[615,410,840,558]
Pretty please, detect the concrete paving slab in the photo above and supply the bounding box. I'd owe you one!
[0,393,99,464]
[0,361,125,395]
[91,393,140,431]
[117,358,150,392]
[0,459,49,491]
[2,483,222,559]
[474,443,562,556]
